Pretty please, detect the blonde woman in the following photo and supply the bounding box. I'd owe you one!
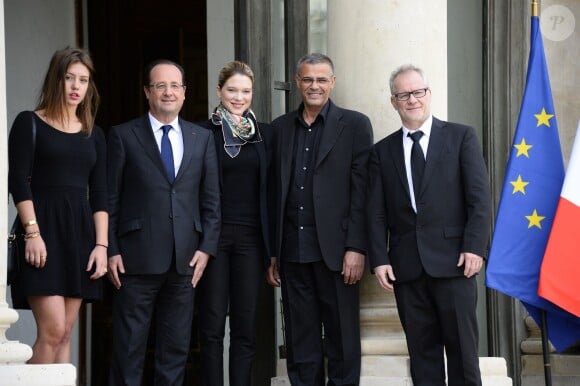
[197,61,275,386]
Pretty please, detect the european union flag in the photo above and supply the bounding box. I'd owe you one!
[486,14,580,351]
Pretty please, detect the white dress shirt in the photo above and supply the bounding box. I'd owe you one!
[149,112,184,178]
[402,115,433,212]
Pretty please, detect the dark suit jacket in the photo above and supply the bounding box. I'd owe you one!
[367,117,491,282]
[107,115,221,275]
[197,118,275,268]
[273,100,373,271]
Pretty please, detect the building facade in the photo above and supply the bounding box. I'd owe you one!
[1,0,578,385]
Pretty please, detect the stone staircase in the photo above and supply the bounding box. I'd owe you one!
[272,356,512,385]
[0,363,76,386]
[521,354,580,386]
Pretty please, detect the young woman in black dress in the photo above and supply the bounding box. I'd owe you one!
[8,47,108,364]
[197,61,275,386]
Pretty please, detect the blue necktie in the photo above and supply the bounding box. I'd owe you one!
[408,130,425,203]
[161,125,175,183]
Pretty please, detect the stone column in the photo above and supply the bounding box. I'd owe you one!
[0,0,33,364]
[0,2,75,384]
[327,0,448,360]
[327,0,448,140]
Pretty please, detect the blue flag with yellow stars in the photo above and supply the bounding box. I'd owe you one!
[486,14,580,351]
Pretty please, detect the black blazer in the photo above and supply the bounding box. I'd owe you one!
[272,100,373,271]
[197,118,275,268]
[107,115,221,275]
[367,117,491,282]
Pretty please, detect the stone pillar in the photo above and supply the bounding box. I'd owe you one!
[327,0,448,360]
[327,0,448,140]
[0,0,33,364]
[0,2,75,384]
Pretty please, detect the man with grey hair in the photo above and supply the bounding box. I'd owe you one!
[367,64,491,385]
[268,53,373,385]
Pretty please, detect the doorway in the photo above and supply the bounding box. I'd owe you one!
[87,0,208,130]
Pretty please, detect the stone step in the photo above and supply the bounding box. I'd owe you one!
[273,357,513,385]
[273,375,512,386]
[521,354,580,386]
[0,363,76,386]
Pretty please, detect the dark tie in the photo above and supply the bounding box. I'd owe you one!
[161,125,175,183]
[408,130,425,202]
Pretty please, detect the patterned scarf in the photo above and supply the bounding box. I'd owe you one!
[212,105,262,158]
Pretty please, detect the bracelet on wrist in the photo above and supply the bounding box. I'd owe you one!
[24,231,40,240]
[23,219,37,228]
[95,243,108,249]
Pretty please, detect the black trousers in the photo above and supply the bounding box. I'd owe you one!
[394,272,481,386]
[280,260,361,386]
[198,224,264,386]
[109,269,195,386]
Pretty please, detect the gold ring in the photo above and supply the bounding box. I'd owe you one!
[102,268,108,274]
[41,255,46,260]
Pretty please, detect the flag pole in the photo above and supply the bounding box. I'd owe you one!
[540,310,552,386]
[529,0,553,381]
[532,2,553,384]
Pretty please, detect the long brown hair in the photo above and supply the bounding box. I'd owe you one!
[36,47,100,135]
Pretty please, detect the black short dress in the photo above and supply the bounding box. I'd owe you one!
[8,111,107,309]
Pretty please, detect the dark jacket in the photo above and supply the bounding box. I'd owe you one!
[272,100,373,271]
[108,115,221,275]
[197,118,275,268]
[367,117,491,282]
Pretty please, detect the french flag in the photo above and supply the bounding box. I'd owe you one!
[539,120,580,318]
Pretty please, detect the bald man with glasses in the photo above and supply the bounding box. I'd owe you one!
[269,53,373,386]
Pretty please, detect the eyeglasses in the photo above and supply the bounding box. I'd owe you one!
[393,88,429,101]
[149,83,185,92]
[298,76,332,86]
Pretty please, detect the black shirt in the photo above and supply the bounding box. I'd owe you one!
[221,141,260,227]
[282,102,330,263]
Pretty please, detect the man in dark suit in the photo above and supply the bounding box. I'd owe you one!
[367,64,491,386]
[268,53,373,386]
[107,59,220,386]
